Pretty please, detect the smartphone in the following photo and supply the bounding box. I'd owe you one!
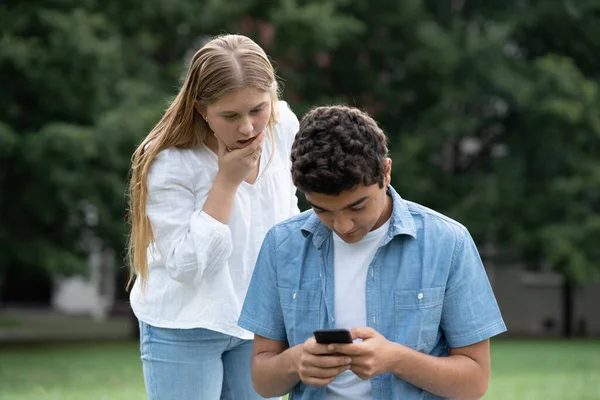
[314,328,353,344]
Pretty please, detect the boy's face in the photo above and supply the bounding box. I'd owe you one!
[305,159,392,244]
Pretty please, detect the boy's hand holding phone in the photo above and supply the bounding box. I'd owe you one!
[329,326,397,380]
[293,334,353,387]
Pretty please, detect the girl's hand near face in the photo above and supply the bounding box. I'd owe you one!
[215,130,266,188]
[203,130,266,225]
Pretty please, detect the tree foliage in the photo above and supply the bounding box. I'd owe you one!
[1,0,599,296]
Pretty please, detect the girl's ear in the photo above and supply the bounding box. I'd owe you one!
[194,102,207,121]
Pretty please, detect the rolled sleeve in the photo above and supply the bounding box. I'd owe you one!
[441,229,507,348]
[238,228,287,342]
[189,211,233,277]
[147,149,232,284]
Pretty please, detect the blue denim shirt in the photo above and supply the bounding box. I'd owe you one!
[239,186,507,399]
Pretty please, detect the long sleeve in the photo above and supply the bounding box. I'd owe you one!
[146,148,233,284]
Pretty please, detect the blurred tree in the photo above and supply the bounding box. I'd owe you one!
[0,1,129,302]
[1,0,599,337]
[0,0,225,302]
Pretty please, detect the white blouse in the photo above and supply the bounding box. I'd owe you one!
[130,101,300,339]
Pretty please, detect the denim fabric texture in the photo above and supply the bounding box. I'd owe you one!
[239,185,507,399]
[139,321,276,400]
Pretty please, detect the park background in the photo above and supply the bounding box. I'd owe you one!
[1,1,599,399]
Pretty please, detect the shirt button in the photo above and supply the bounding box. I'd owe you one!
[417,292,424,300]
[293,292,297,300]
[331,317,335,323]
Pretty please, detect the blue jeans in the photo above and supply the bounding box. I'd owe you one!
[139,321,273,400]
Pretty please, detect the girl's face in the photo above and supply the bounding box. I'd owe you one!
[202,87,272,151]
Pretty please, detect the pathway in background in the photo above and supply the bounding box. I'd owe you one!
[0,307,133,343]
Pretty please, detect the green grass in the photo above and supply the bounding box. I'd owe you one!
[0,341,145,400]
[0,339,598,399]
[487,339,600,400]
[0,316,21,328]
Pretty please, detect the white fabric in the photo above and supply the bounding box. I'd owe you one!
[130,101,300,339]
[325,218,391,400]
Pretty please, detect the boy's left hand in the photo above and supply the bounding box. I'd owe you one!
[329,327,398,380]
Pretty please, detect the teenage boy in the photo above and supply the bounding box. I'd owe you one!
[239,105,506,399]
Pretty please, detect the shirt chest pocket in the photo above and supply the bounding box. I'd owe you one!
[394,286,445,351]
[278,287,322,347]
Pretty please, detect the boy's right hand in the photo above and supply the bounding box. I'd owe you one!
[294,336,352,387]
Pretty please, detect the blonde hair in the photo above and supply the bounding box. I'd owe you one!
[127,34,280,289]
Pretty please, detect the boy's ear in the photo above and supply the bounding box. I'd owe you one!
[385,158,392,186]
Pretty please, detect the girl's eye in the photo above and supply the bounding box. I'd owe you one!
[223,115,237,120]
[250,108,264,114]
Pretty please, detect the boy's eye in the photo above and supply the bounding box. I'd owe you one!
[313,208,329,214]
[351,205,367,212]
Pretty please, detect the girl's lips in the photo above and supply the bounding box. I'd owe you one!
[237,136,257,146]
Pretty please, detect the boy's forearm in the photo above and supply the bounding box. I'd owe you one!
[252,345,302,397]
[389,344,488,400]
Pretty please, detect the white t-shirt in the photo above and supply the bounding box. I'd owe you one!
[325,217,391,400]
[130,101,300,339]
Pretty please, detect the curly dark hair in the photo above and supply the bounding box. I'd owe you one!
[291,105,389,195]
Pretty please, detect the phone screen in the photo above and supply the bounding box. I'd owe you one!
[314,328,353,344]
